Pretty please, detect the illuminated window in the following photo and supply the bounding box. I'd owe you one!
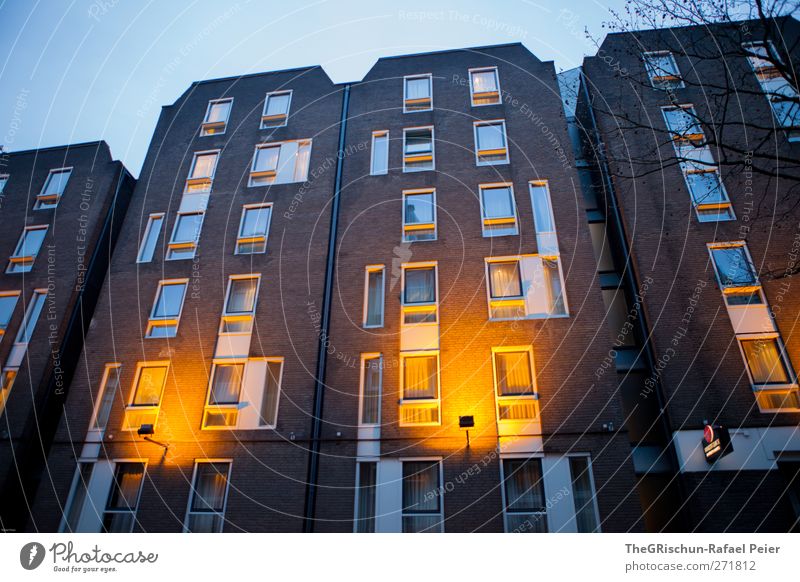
[708,242,762,306]
[35,167,71,209]
[739,335,799,412]
[480,183,518,237]
[487,260,524,319]
[249,140,311,186]
[136,213,164,263]
[184,151,219,193]
[403,127,434,172]
[146,280,188,338]
[203,362,245,428]
[403,189,436,242]
[166,212,204,260]
[501,458,547,532]
[486,257,566,319]
[370,130,389,175]
[643,51,684,89]
[90,364,121,432]
[202,358,282,429]
[402,264,437,324]
[102,462,146,533]
[220,275,259,334]
[363,265,385,328]
[0,291,20,336]
[200,98,232,136]
[354,461,377,533]
[7,225,47,273]
[235,204,272,254]
[470,66,501,106]
[185,461,232,533]
[493,348,539,423]
[743,42,800,140]
[261,90,292,128]
[122,362,169,431]
[474,120,508,165]
[359,354,382,426]
[402,460,443,532]
[399,352,440,426]
[403,74,432,112]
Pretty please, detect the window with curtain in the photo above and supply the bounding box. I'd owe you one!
[92,365,120,431]
[131,365,168,407]
[480,185,517,236]
[210,363,244,405]
[402,355,437,400]
[371,131,389,175]
[355,462,377,533]
[543,259,567,315]
[261,91,292,127]
[403,191,436,241]
[470,68,500,105]
[569,457,599,533]
[475,121,508,164]
[711,246,757,287]
[502,458,547,532]
[404,75,432,112]
[489,262,522,298]
[741,338,791,385]
[189,152,217,179]
[364,267,384,327]
[186,462,231,533]
[402,461,442,532]
[360,356,382,425]
[403,267,437,324]
[148,281,187,338]
[403,128,434,171]
[102,462,145,533]
[167,213,203,260]
[250,141,311,185]
[226,278,258,314]
[252,145,280,175]
[494,350,537,421]
[237,205,271,254]
[259,360,282,427]
[201,99,232,136]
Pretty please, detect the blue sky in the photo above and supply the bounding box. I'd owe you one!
[0,0,626,175]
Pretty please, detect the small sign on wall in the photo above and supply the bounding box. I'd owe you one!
[702,424,733,463]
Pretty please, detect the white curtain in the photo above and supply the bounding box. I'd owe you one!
[207,101,230,123]
[489,262,521,298]
[192,463,229,512]
[503,459,545,511]
[292,142,311,182]
[406,77,430,100]
[210,364,244,405]
[402,461,439,512]
[742,339,789,384]
[265,93,290,116]
[227,278,257,313]
[361,358,381,423]
[191,153,217,178]
[403,356,436,399]
[482,186,513,218]
[472,70,497,93]
[404,269,435,303]
[496,352,533,396]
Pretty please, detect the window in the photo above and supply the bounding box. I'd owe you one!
[370,130,389,175]
[202,358,282,429]
[708,243,762,305]
[146,280,188,338]
[470,67,501,106]
[249,140,311,186]
[501,458,547,532]
[399,352,440,426]
[403,74,432,112]
[261,90,292,128]
[102,462,146,532]
[739,335,799,411]
[676,143,734,222]
[359,354,382,426]
[643,51,684,89]
[220,275,260,334]
[480,183,518,236]
[166,212,204,260]
[354,461,377,533]
[0,292,20,336]
[14,289,46,345]
[7,225,47,273]
[569,456,601,532]
[185,461,232,532]
[0,174,7,193]
[402,189,436,242]
[662,105,703,143]
[200,98,232,136]
[0,369,18,419]
[60,462,94,532]
[487,261,524,319]
[486,257,566,319]
[137,213,164,263]
[236,204,272,254]
[403,127,434,172]
[402,460,442,532]
[474,120,509,165]
[493,348,539,423]
[743,42,800,140]
[122,362,169,430]
[402,264,437,324]
[35,168,72,209]
[185,151,219,193]
[363,266,385,328]
[529,181,559,254]
[90,364,121,432]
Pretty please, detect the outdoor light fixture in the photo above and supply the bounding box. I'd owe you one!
[138,423,169,459]
[459,415,475,448]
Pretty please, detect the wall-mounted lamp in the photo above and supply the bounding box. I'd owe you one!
[459,415,475,448]
[138,424,169,460]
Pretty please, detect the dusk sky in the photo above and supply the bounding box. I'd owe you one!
[0,0,628,175]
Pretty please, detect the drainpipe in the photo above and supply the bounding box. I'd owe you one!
[579,70,690,529]
[303,83,350,532]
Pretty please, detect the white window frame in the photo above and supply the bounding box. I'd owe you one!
[122,361,170,431]
[661,104,704,143]
[485,258,525,320]
[136,213,165,263]
[101,459,147,533]
[200,98,233,137]
[88,363,122,433]
[235,203,272,255]
[567,453,602,533]
[491,346,540,426]
[743,41,800,140]
[358,353,382,427]
[400,458,444,532]
[0,291,21,337]
[402,126,435,173]
[479,182,518,237]
[261,90,293,128]
[13,289,47,346]
[398,351,441,427]
[219,274,261,335]
[248,139,312,187]
[166,211,205,261]
[499,454,548,533]
[707,241,764,306]
[202,359,247,430]
[643,50,684,89]
[183,459,233,533]
[736,333,798,394]
[145,279,189,339]
[473,120,509,166]
[362,265,385,328]
[403,74,433,113]
[469,66,501,106]
[370,130,389,175]
[401,262,439,326]
[402,188,437,242]
[35,167,72,210]
[7,225,48,273]
[184,150,219,193]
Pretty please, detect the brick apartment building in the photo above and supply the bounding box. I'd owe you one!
[575,16,800,531]
[0,142,135,530]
